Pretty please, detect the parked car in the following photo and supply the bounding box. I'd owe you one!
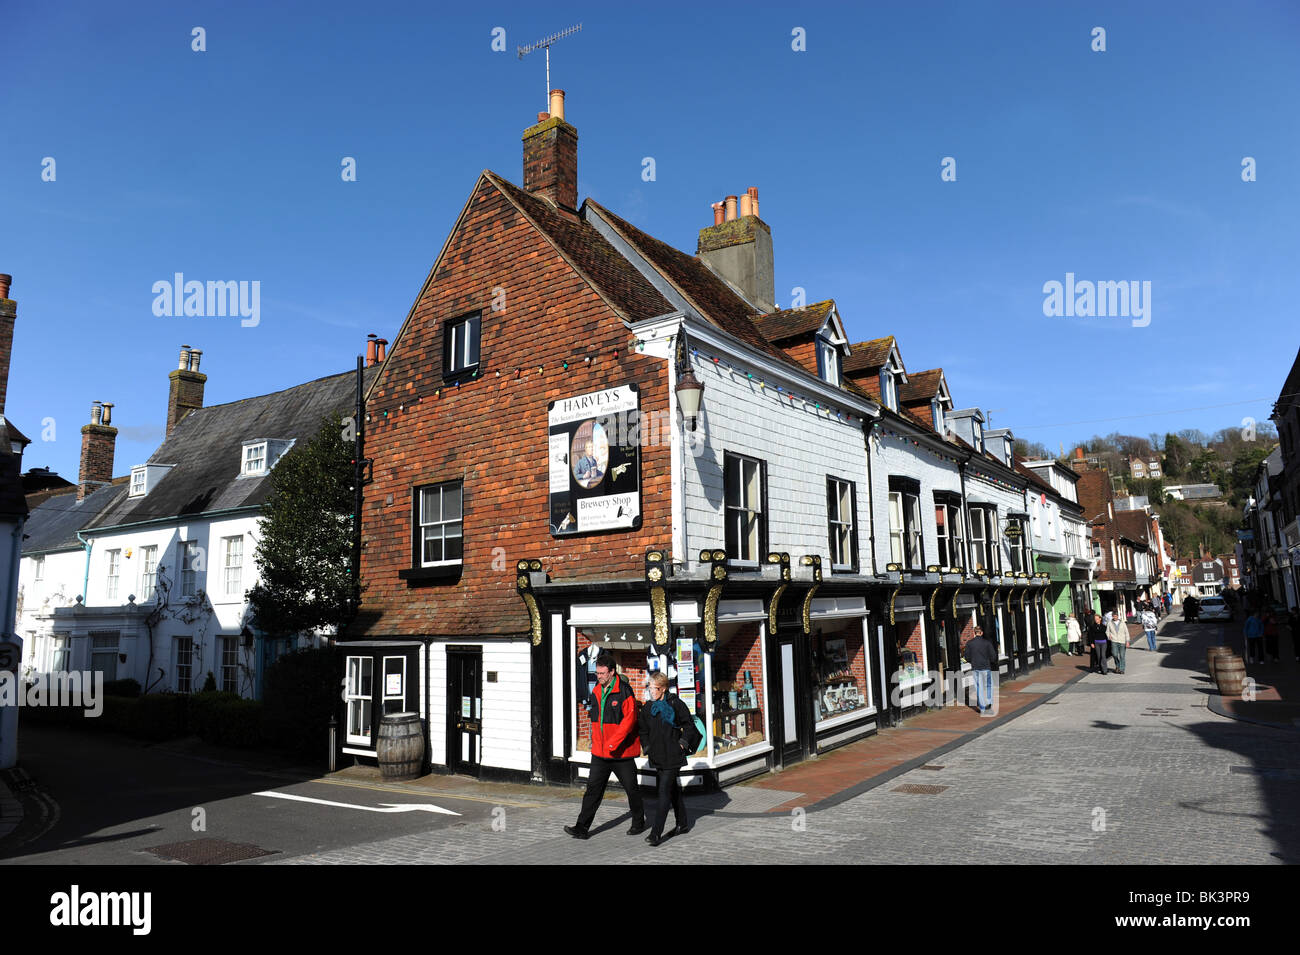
[1197,596,1233,622]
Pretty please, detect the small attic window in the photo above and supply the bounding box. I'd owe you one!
[816,334,840,386]
[243,443,268,476]
[240,438,295,477]
[130,468,147,497]
[879,367,897,411]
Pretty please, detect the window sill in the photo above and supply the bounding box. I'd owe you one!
[441,366,481,385]
[399,564,463,584]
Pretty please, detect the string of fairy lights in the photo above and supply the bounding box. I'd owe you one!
[363,333,874,427]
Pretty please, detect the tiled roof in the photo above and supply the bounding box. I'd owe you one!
[753,300,835,343]
[487,173,673,324]
[582,200,795,364]
[844,337,895,374]
[1113,509,1152,546]
[901,369,945,404]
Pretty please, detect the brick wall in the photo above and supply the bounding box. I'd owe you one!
[78,423,117,500]
[356,177,673,637]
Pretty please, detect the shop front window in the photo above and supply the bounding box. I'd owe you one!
[710,623,766,758]
[812,626,869,723]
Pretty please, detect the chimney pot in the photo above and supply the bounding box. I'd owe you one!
[101,402,113,425]
[711,202,725,226]
[91,401,102,426]
[366,334,378,368]
[189,349,202,371]
[724,195,738,221]
[548,89,566,122]
[375,337,388,363]
[537,111,549,123]
[0,274,11,299]
[179,345,191,370]
[739,193,753,217]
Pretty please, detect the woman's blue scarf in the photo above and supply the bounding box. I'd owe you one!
[649,698,675,725]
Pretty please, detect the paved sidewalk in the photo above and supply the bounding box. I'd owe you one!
[742,649,1086,813]
[1207,617,1300,731]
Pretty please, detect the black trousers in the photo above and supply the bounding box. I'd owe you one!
[649,767,688,839]
[575,757,644,831]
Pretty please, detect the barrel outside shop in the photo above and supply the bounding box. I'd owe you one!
[376,712,425,780]
[1214,655,1246,697]
[1207,645,1233,678]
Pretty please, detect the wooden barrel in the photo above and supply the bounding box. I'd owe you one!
[1215,655,1246,697]
[376,713,424,780]
[1207,646,1233,677]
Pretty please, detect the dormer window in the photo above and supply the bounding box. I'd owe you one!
[931,399,944,431]
[972,419,983,452]
[243,443,267,475]
[240,438,294,477]
[817,334,841,386]
[128,462,173,497]
[879,368,897,411]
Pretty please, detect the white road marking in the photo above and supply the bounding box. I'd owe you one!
[254,790,460,816]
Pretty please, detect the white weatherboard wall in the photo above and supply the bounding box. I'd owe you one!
[428,640,531,774]
[868,429,963,570]
[684,352,870,565]
[480,641,531,773]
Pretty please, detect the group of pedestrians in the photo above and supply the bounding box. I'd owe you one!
[564,652,703,847]
[1242,606,1300,665]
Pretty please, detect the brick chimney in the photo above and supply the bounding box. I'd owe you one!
[0,273,15,415]
[522,90,578,211]
[167,344,207,437]
[79,400,117,500]
[697,187,775,313]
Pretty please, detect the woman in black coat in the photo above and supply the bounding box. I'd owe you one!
[637,672,702,846]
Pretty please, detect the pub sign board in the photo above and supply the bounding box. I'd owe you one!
[548,384,642,536]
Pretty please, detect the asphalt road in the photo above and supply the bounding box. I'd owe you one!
[1,726,501,864]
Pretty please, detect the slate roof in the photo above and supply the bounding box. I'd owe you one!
[844,337,896,374]
[486,173,673,324]
[78,368,378,532]
[753,300,835,343]
[21,480,124,554]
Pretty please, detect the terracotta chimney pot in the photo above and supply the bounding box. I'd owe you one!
[548,89,566,122]
[739,193,753,217]
[724,195,738,221]
[711,202,725,226]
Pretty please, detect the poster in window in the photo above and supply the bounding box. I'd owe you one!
[385,673,402,697]
[548,384,641,536]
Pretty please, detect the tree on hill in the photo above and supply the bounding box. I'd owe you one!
[246,413,357,638]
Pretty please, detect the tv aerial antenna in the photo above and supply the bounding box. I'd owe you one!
[518,23,582,108]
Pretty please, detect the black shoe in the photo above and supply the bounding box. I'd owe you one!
[671,824,690,837]
[645,833,661,846]
[627,823,647,836]
[564,825,589,840]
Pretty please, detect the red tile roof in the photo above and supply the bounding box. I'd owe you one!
[844,337,895,374]
[901,369,945,404]
[753,300,835,343]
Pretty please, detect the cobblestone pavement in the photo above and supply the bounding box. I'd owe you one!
[279,619,1300,864]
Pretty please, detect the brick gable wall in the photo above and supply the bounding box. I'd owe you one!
[355,177,672,638]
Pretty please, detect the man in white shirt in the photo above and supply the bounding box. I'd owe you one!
[1140,608,1158,651]
[1106,612,1129,674]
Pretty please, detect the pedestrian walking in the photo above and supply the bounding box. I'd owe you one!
[1066,613,1083,656]
[1141,607,1158,652]
[1184,594,1200,623]
[1107,611,1128,674]
[963,625,999,713]
[1242,610,1264,665]
[1088,613,1109,675]
[565,652,646,839]
[637,672,702,847]
[1263,611,1280,664]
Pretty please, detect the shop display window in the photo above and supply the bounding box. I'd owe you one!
[813,626,869,722]
[710,623,766,758]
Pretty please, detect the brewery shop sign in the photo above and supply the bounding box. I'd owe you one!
[548,384,642,536]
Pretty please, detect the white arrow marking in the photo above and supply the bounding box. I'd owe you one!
[254,790,460,816]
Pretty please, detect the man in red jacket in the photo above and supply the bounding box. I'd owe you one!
[565,652,646,839]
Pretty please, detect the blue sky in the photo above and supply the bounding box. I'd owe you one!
[4,0,1297,481]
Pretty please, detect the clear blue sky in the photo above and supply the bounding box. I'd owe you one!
[4,0,1297,481]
